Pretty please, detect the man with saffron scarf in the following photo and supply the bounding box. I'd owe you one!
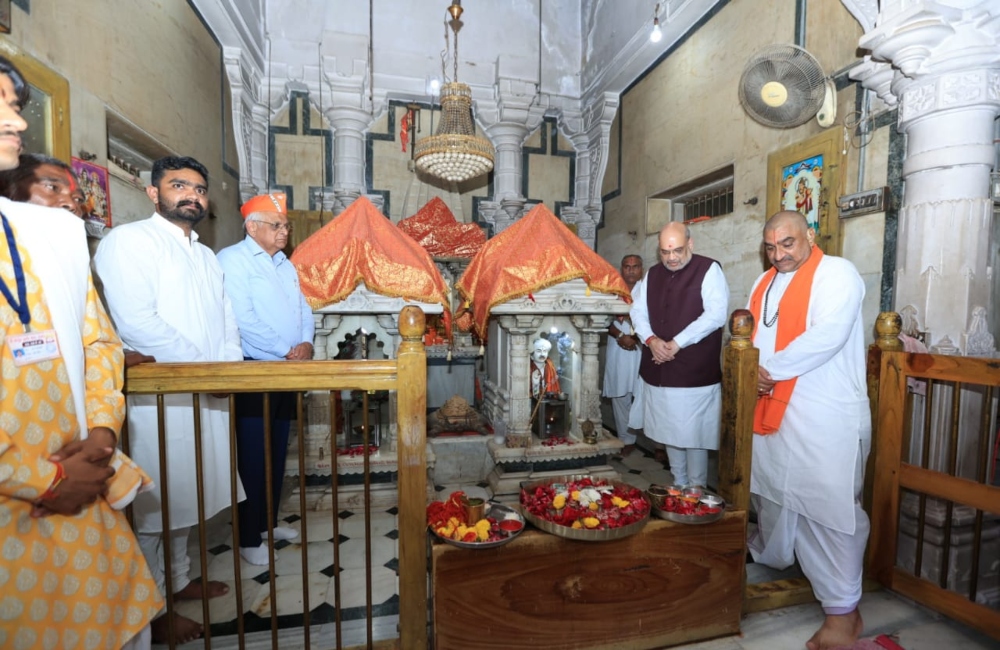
[748,211,870,650]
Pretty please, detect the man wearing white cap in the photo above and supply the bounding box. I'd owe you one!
[218,192,314,564]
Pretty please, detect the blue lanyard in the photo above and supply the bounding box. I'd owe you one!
[0,212,31,331]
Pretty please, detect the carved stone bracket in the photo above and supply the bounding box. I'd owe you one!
[222,47,267,201]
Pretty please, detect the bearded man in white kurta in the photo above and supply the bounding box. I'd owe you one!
[631,222,729,488]
[748,211,870,650]
[94,157,244,638]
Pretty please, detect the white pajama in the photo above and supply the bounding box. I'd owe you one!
[139,527,194,596]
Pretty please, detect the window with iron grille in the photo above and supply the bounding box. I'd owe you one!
[646,165,735,232]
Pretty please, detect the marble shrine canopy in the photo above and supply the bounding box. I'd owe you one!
[456,203,631,337]
[292,196,450,313]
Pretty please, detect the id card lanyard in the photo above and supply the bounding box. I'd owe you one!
[0,212,31,332]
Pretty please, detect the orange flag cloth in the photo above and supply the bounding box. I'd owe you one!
[397,197,486,258]
[456,203,632,338]
[748,247,824,434]
[291,196,450,315]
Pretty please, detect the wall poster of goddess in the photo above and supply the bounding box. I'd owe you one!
[780,154,823,233]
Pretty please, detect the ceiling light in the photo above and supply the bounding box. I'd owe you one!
[650,3,663,43]
[414,1,495,183]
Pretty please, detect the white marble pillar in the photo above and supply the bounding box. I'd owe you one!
[496,314,544,440]
[850,1,1000,353]
[326,106,371,195]
[571,314,615,432]
[477,77,545,233]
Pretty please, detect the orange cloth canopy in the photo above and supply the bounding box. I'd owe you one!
[397,197,486,258]
[456,203,632,337]
[291,196,450,313]
[241,192,287,219]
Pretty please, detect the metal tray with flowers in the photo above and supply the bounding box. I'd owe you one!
[430,502,526,550]
[519,474,650,542]
[647,485,727,525]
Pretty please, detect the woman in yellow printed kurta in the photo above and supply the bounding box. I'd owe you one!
[0,204,162,650]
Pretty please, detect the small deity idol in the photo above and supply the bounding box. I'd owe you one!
[530,338,561,399]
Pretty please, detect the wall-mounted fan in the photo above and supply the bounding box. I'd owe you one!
[738,44,836,128]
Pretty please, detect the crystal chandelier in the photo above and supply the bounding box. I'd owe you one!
[414,1,495,183]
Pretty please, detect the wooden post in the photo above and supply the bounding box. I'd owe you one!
[718,308,758,513]
[865,312,902,513]
[868,312,905,585]
[395,305,428,648]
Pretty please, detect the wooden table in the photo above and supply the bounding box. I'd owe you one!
[432,510,747,650]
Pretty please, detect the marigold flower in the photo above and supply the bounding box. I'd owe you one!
[571,490,581,501]
[588,501,599,511]
[583,517,600,529]
[553,494,567,509]
[571,520,583,529]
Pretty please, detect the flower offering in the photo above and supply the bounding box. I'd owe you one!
[426,491,524,545]
[520,476,650,532]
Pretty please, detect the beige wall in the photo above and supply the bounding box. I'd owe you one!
[600,0,887,337]
[0,0,243,251]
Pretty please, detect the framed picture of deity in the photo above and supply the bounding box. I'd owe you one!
[71,158,113,235]
[766,128,843,256]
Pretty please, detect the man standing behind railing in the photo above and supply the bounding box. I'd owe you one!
[217,192,314,565]
[94,155,245,644]
[748,211,871,650]
[0,55,162,649]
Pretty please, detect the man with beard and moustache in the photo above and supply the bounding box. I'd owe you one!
[630,222,729,488]
[94,156,245,645]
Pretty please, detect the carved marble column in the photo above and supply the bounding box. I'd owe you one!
[477,78,545,233]
[571,314,615,433]
[222,47,267,200]
[850,1,1000,354]
[496,315,544,442]
[325,106,371,195]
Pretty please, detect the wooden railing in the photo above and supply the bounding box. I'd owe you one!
[868,313,1000,641]
[123,306,427,649]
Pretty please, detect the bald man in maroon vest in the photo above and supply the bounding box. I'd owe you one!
[630,222,729,487]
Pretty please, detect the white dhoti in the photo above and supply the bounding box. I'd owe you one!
[749,443,870,614]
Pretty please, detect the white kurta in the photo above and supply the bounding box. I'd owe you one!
[630,263,729,449]
[749,255,871,535]
[602,279,642,399]
[94,214,245,533]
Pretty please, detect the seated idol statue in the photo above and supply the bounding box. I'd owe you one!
[530,338,561,399]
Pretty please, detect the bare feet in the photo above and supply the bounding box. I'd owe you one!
[174,579,230,601]
[151,612,203,645]
[621,444,636,457]
[806,609,863,650]
[654,448,668,464]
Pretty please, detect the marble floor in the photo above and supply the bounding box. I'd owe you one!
[157,446,999,649]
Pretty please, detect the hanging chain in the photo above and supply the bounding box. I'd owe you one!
[452,25,459,83]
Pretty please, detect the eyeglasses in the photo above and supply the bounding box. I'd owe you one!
[254,220,293,233]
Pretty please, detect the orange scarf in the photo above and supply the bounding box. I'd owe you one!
[749,247,824,434]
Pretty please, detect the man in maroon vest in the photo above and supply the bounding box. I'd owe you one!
[630,222,729,487]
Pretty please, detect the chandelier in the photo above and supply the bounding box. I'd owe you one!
[414,1,495,183]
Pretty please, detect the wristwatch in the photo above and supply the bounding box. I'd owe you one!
[616,331,625,340]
